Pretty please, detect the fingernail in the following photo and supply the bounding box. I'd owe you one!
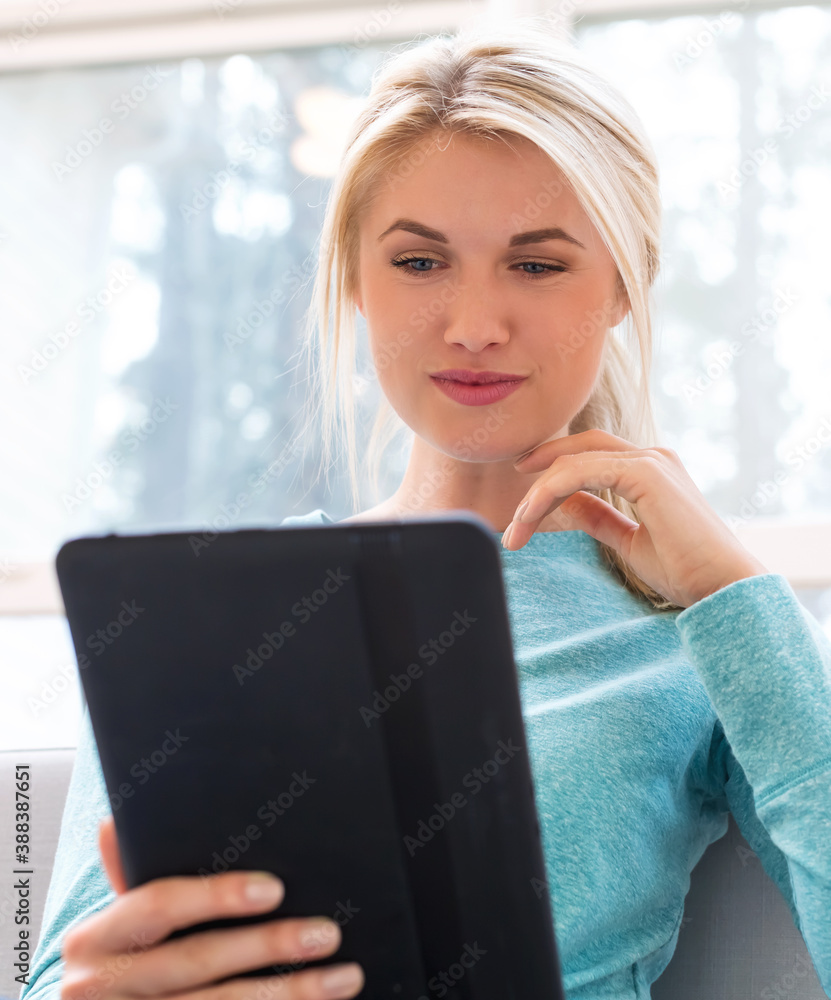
[299,918,338,950]
[244,872,284,904]
[501,522,515,548]
[517,488,541,523]
[320,963,363,997]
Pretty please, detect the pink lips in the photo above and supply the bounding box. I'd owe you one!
[429,370,527,407]
[431,369,528,384]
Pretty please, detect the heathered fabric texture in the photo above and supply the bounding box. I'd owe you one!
[21,509,831,999]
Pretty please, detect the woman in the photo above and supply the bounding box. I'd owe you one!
[24,18,831,1000]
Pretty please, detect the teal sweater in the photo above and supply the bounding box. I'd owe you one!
[20,510,831,999]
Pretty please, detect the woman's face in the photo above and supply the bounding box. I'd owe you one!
[353,131,629,463]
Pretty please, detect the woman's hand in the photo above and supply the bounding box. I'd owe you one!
[502,429,770,609]
[59,815,364,1000]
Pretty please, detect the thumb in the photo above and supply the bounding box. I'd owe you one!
[98,815,128,895]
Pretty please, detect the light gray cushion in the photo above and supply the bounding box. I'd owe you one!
[653,811,827,998]
[0,748,75,1000]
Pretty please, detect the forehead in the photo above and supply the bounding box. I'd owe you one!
[363,130,591,246]
[384,131,565,189]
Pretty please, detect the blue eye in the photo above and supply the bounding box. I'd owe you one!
[389,255,567,281]
[390,255,437,274]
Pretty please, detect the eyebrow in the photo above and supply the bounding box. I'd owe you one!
[376,218,586,250]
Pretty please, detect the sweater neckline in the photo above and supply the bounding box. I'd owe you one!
[311,509,601,558]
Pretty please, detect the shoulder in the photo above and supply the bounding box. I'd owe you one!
[279,508,334,526]
[340,502,404,523]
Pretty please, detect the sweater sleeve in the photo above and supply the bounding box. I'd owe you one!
[19,705,116,1000]
[675,572,831,995]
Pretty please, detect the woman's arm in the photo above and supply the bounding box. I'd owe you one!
[676,572,831,995]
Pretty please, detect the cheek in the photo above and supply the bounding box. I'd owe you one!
[368,330,418,406]
[370,322,411,370]
[551,298,611,363]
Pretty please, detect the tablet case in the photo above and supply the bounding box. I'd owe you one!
[55,512,565,1000]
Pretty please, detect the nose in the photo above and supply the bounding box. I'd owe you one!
[441,277,511,352]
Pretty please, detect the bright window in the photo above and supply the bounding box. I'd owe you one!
[2,3,829,750]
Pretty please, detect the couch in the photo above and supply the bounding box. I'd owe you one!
[0,748,826,999]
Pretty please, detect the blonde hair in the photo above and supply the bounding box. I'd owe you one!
[296,16,684,612]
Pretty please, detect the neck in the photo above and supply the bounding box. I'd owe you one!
[379,433,563,534]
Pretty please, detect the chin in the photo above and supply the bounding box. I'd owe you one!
[438,439,523,463]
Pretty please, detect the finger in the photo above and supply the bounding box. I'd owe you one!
[186,962,366,1000]
[513,430,641,471]
[98,816,128,896]
[509,491,638,554]
[515,454,650,521]
[117,915,344,996]
[62,869,286,958]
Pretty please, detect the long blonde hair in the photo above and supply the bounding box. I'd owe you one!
[296,17,684,612]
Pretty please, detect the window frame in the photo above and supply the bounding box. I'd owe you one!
[0,0,486,72]
[2,517,830,617]
[0,0,799,71]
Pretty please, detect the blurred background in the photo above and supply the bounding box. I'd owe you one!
[1,0,830,752]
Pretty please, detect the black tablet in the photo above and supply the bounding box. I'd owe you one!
[55,512,565,1000]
